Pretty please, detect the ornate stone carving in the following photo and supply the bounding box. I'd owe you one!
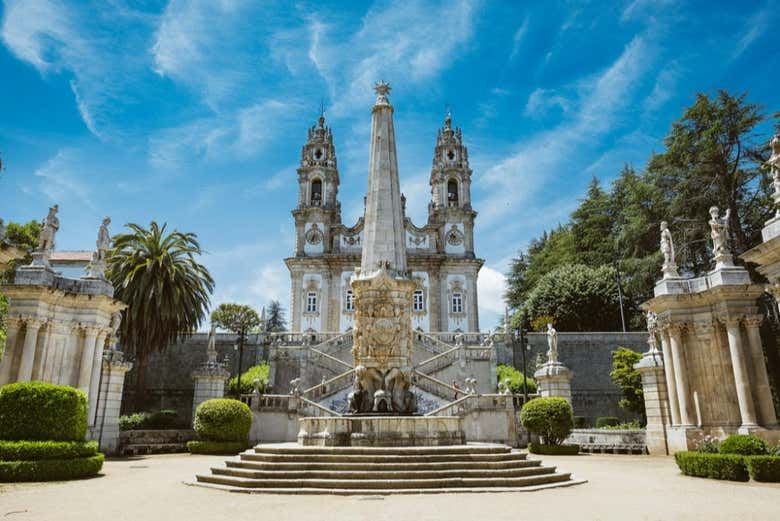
[31,205,59,267]
[342,234,360,246]
[0,218,6,243]
[445,225,464,246]
[770,134,780,217]
[709,206,733,267]
[660,221,679,279]
[85,217,111,280]
[546,323,559,364]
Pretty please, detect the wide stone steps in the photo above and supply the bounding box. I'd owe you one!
[193,443,583,494]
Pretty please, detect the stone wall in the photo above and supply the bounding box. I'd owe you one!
[121,333,263,423]
[497,332,649,423]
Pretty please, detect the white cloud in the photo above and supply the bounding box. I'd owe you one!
[524,88,572,118]
[33,149,95,209]
[509,17,529,62]
[478,265,506,330]
[730,6,769,61]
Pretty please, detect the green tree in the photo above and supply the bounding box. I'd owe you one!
[610,347,645,423]
[570,176,616,267]
[520,264,622,331]
[108,222,214,410]
[211,303,260,396]
[1,220,41,355]
[265,300,287,332]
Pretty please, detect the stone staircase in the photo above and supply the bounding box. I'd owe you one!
[193,443,584,494]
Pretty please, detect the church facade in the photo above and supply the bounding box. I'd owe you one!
[285,112,483,333]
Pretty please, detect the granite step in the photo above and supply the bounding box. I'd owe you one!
[195,471,574,490]
[211,464,554,480]
[249,444,511,455]
[226,458,541,472]
[242,451,527,464]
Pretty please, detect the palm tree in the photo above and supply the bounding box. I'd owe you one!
[108,221,214,410]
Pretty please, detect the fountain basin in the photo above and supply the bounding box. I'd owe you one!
[298,416,465,447]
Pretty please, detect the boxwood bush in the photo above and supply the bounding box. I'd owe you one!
[519,397,573,445]
[719,434,768,456]
[746,456,780,482]
[118,410,182,431]
[0,454,104,482]
[674,452,749,481]
[186,440,249,455]
[193,399,252,442]
[0,382,87,441]
[595,417,619,428]
[573,416,587,429]
[528,442,580,455]
[0,440,98,461]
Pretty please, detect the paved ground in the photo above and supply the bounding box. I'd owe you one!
[1,452,779,521]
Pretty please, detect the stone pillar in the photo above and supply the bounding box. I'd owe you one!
[534,361,573,403]
[428,268,441,332]
[659,328,681,426]
[723,317,759,430]
[77,326,100,393]
[191,365,230,421]
[0,317,23,385]
[635,342,670,455]
[92,351,133,455]
[17,318,43,382]
[87,330,109,425]
[743,316,779,428]
[668,324,693,426]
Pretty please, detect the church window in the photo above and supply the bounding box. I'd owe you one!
[447,149,455,161]
[451,292,463,314]
[345,290,354,312]
[413,290,424,312]
[306,292,318,313]
[447,179,459,207]
[311,179,322,206]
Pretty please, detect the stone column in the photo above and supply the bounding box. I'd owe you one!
[428,268,441,332]
[191,369,229,421]
[743,316,779,428]
[467,271,479,331]
[32,322,53,381]
[668,324,694,426]
[17,318,43,382]
[534,361,573,403]
[77,326,100,393]
[659,328,681,426]
[0,317,23,385]
[87,330,109,425]
[92,352,133,455]
[635,340,670,455]
[723,317,759,430]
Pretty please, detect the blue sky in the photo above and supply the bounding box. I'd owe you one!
[1,0,778,330]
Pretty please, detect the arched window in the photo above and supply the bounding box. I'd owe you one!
[311,179,322,206]
[447,179,458,207]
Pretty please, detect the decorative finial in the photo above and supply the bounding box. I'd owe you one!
[374,81,391,105]
[318,99,326,127]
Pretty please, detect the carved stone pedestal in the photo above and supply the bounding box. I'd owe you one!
[534,362,573,403]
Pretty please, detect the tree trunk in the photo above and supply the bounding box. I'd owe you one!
[133,352,148,412]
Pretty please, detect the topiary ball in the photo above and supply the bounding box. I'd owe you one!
[193,399,252,442]
[719,434,768,456]
[519,397,573,445]
[0,382,87,441]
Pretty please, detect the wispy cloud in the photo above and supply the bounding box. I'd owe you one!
[730,5,770,61]
[33,149,95,209]
[508,17,529,62]
[477,265,506,328]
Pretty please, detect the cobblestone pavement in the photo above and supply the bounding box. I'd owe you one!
[1,452,778,521]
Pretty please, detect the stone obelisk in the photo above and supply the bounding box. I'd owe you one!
[348,82,418,415]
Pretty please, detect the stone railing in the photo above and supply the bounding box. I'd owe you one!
[246,394,340,417]
[267,331,348,348]
[303,369,355,401]
[423,331,491,346]
[415,332,456,355]
[298,396,341,417]
[309,347,353,373]
[412,371,466,401]
[425,393,520,417]
[414,346,459,374]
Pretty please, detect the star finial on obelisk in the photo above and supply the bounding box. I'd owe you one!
[374,81,391,105]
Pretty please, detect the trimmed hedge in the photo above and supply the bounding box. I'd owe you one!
[519,397,573,445]
[187,440,249,455]
[0,440,98,461]
[674,452,749,482]
[573,416,587,429]
[719,434,768,456]
[0,454,104,482]
[746,456,780,482]
[595,417,619,428]
[119,410,182,431]
[193,399,252,442]
[528,443,580,455]
[0,382,87,441]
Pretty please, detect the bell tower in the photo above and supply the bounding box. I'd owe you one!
[428,111,476,257]
[293,113,341,256]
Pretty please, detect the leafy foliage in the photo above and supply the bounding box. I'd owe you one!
[595,417,619,428]
[610,347,645,421]
[108,221,214,410]
[266,300,287,332]
[211,303,260,335]
[0,453,104,482]
[528,443,579,455]
[496,364,536,394]
[118,410,182,431]
[674,452,749,481]
[522,264,623,331]
[0,440,98,461]
[0,382,87,441]
[719,434,768,456]
[519,397,573,445]
[193,398,252,442]
[228,363,270,395]
[747,456,780,482]
[0,220,41,354]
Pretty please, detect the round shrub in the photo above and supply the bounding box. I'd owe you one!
[519,397,573,445]
[193,399,252,442]
[0,382,87,441]
[720,434,768,456]
[595,417,619,428]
